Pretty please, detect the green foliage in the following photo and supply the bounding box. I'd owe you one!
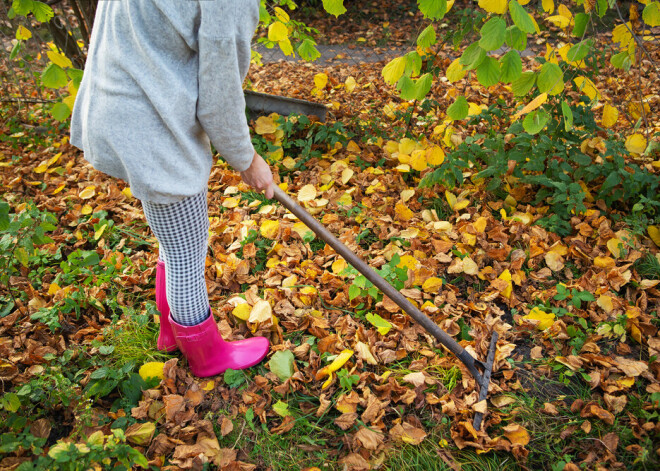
[421,103,660,236]
[553,284,595,310]
[344,254,408,303]
[0,200,56,313]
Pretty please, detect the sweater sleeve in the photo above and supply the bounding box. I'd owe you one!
[197,34,255,172]
[197,0,258,172]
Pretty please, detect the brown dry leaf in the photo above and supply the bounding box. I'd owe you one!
[584,404,615,425]
[502,424,530,446]
[604,394,627,415]
[339,453,370,470]
[402,371,426,388]
[29,418,52,439]
[544,251,564,271]
[354,426,384,450]
[491,396,516,408]
[334,413,358,430]
[613,356,648,377]
[220,416,234,437]
[355,341,378,365]
[472,400,488,414]
[542,403,559,415]
[389,422,427,445]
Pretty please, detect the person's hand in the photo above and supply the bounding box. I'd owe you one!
[240,151,274,199]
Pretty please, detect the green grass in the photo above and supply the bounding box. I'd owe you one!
[635,252,660,280]
[212,392,342,470]
[102,304,172,367]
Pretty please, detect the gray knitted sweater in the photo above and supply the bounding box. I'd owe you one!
[70,0,259,203]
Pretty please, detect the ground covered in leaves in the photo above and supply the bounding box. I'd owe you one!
[1,8,660,471]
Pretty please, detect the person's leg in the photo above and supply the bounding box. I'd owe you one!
[142,191,269,377]
[142,191,210,326]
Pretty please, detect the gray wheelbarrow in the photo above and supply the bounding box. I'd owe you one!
[273,186,498,430]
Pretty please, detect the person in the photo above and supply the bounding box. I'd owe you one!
[70,0,274,378]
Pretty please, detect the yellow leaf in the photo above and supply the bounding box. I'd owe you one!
[121,187,133,199]
[332,259,347,274]
[268,21,288,42]
[341,168,354,184]
[523,307,555,330]
[625,133,647,154]
[462,257,479,275]
[597,295,614,313]
[355,341,378,365]
[607,237,624,258]
[401,189,415,202]
[273,6,290,23]
[446,58,467,82]
[474,217,487,233]
[255,115,277,135]
[395,203,414,221]
[345,76,357,92]
[397,255,419,270]
[542,0,554,14]
[79,186,96,200]
[382,56,406,86]
[468,102,483,116]
[601,104,619,128]
[34,160,50,174]
[16,25,32,40]
[48,283,61,296]
[498,269,512,299]
[278,37,294,56]
[280,156,295,170]
[478,0,508,15]
[422,277,443,293]
[260,220,280,239]
[298,184,317,202]
[222,196,239,208]
[546,15,571,28]
[398,137,417,155]
[573,76,601,101]
[138,362,165,381]
[47,50,73,69]
[337,192,352,206]
[314,73,328,89]
[293,222,314,242]
[503,424,530,446]
[410,149,428,171]
[232,303,251,321]
[315,350,354,380]
[248,300,272,324]
[514,93,547,120]
[81,204,93,215]
[594,256,616,268]
[201,380,215,391]
[426,146,445,166]
[648,226,660,247]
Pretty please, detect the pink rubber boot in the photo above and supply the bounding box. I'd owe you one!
[155,260,178,352]
[170,312,270,378]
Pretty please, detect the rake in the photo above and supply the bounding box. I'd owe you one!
[273,186,498,430]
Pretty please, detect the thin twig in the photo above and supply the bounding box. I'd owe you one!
[613,1,657,68]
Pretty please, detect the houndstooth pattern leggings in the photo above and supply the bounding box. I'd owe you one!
[142,191,210,326]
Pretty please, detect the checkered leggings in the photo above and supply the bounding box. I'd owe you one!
[142,191,210,326]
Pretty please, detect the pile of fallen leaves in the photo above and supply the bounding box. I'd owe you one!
[1,22,660,471]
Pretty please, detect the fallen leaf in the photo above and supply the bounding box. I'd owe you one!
[502,424,530,446]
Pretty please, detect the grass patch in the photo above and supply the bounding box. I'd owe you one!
[635,252,660,280]
[102,304,171,367]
